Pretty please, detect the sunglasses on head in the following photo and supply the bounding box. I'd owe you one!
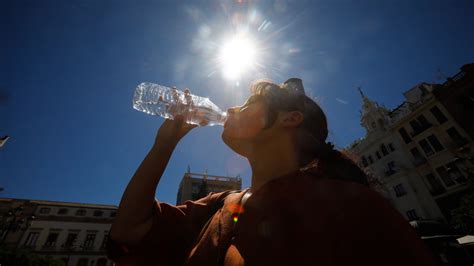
[281,78,306,96]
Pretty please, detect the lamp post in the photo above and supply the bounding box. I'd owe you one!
[0,205,36,246]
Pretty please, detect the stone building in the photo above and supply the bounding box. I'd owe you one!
[176,171,242,205]
[0,197,117,266]
[346,64,473,223]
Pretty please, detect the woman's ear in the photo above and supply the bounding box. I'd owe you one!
[279,111,304,128]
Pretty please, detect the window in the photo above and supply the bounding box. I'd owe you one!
[446,127,466,146]
[64,233,78,248]
[83,233,96,248]
[368,155,374,164]
[58,208,68,215]
[419,139,434,156]
[39,208,51,214]
[436,166,455,187]
[398,128,412,143]
[380,144,389,156]
[417,114,431,128]
[110,211,116,218]
[406,209,418,221]
[101,232,109,248]
[427,134,444,152]
[425,173,446,195]
[430,106,447,124]
[387,161,396,170]
[44,232,59,247]
[375,151,381,159]
[394,184,406,197]
[409,115,432,136]
[388,143,395,152]
[446,162,467,183]
[410,147,423,159]
[93,210,104,217]
[76,209,87,216]
[410,147,426,166]
[409,120,423,134]
[361,156,368,167]
[24,232,40,247]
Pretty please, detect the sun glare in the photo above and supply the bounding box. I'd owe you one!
[219,34,257,80]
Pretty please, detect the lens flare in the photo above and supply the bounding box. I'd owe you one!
[219,34,257,80]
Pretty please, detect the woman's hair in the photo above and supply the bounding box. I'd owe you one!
[250,79,369,186]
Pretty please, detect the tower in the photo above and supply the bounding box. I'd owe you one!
[358,87,390,135]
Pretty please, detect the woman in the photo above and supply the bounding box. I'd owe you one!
[107,78,440,265]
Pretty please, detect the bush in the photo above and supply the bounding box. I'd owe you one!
[0,245,65,266]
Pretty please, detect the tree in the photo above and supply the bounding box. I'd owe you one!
[451,190,474,234]
[0,245,65,266]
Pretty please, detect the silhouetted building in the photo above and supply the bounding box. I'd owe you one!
[346,63,473,223]
[0,197,116,266]
[176,171,242,205]
[434,63,474,139]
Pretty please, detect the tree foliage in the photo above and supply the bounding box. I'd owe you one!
[451,190,474,234]
[0,245,65,266]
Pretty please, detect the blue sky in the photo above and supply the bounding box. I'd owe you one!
[1,0,473,206]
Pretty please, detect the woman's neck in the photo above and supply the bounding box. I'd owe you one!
[248,140,300,193]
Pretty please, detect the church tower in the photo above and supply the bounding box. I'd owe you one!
[358,87,390,136]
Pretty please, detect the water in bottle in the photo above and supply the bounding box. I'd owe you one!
[133,82,227,126]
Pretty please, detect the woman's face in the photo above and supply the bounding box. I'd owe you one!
[221,94,269,156]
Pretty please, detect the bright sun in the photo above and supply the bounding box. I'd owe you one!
[219,34,257,80]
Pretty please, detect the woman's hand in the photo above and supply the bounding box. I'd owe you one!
[155,115,197,146]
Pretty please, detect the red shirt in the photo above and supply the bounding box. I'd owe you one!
[107,169,441,265]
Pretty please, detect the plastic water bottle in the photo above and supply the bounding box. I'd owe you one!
[133,82,227,126]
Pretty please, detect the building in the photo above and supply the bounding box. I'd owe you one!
[434,63,474,139]
[0,197,117,266]
[176,171,242,205]
[346,64,473,223]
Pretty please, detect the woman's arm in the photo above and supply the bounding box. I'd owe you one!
[110,116,196,245]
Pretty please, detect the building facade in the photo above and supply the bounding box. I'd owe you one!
[176,171,242,205]
[0,197,117,266]
[346,64,473,224]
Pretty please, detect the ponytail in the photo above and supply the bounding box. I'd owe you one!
[315,142,369,186]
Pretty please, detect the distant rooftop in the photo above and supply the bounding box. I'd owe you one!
[184,172,242,183]
[0,197,117,209]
